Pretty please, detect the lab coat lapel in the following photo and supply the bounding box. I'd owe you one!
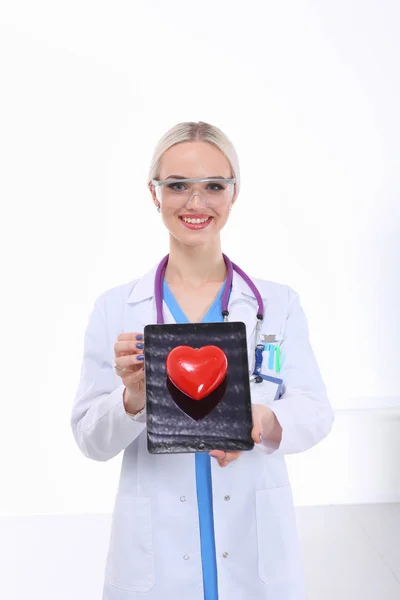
[126,264,176,329]
[126,266,156,331]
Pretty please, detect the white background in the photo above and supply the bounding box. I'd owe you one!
[0,1,399,517]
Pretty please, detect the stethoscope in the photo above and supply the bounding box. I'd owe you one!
[154,254,265,378]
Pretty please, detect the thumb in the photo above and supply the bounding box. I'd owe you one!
[251,420,263,444]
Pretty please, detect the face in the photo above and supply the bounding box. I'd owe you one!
[149,141,236,247]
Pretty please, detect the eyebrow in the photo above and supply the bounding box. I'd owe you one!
[163,174,228,180]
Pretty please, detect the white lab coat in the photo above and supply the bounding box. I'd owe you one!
[71,264,334,600]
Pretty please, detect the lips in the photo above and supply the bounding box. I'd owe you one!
[178,214,213,230]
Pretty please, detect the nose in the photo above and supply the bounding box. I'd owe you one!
[185,192,207,209]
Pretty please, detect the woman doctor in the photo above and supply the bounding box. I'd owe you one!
[71,121,334,600]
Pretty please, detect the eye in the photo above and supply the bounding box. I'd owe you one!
[207,183,224,192]
[167,182,186,192]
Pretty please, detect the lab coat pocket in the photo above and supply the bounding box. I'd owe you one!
[256,486,301,585]
[105,495,155,592]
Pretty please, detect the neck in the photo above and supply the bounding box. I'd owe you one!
[165,236,226,286]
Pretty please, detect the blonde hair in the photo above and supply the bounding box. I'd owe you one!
[147,121,240,197]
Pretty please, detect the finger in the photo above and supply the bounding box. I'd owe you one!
[117,332,144,342]
[209,450,241,467]
[114,340,145,356]
[115,353,145,370]
[209,450,241,460]
[209,451,228,468]
[217,454,240,468]
[223,452,241,463]
[209,450,226,460]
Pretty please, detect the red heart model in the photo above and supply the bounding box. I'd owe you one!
[166,345,228,401]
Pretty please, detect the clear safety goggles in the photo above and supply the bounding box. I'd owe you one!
[151,177,236,209]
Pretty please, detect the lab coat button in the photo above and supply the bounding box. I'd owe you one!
[183,554,190,560]
[180,496,186,502]
[224,495,230,501]
[223,552,229,558]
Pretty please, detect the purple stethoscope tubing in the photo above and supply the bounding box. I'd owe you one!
[154,253,264,324]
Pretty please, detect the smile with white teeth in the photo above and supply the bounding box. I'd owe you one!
[181,216,210,223]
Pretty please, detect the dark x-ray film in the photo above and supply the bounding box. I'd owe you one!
[144,322,254,454]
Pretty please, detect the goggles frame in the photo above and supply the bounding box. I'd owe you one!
[152,177,236,187]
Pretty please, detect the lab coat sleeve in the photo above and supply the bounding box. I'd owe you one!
[254,289,334,455]
[71,295,146,462]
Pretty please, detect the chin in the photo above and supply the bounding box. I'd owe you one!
[173,231,216,247]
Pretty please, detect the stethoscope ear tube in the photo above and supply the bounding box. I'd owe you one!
[154,253,266,376]
[221,254,264,319]
[155,254,265,324]
[154,255,170,324]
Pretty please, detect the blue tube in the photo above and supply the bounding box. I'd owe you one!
[254,344,265,375]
